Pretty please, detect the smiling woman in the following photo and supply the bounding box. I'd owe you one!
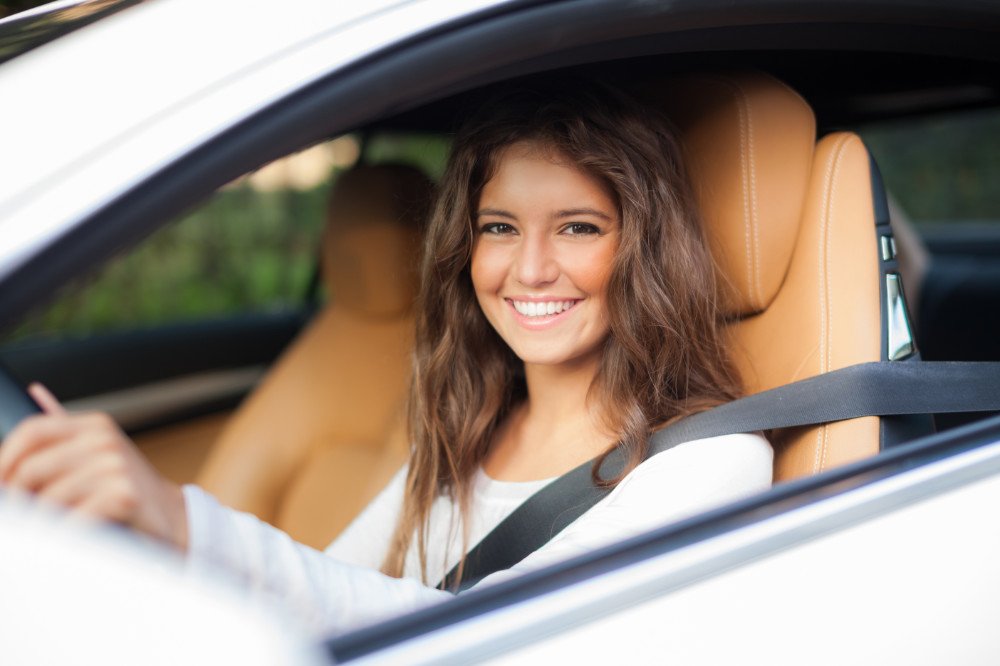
[0,79,772,634]
[472,141,620,370]
[378,81,769,588]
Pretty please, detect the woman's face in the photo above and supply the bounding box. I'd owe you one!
[471,141,620,370]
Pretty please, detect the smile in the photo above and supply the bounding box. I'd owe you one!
[508,299,579,318]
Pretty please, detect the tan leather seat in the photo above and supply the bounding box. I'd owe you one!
[656,71,888,481]
[200,73,893,550]
[197,164,432,548]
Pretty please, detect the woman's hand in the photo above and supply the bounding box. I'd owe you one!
[0,384,188,551]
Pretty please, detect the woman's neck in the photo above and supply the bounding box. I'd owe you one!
[483,354,617,482]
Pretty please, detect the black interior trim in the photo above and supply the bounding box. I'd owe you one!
[869,151,936,446]
[0,311,305,400]
[326,412,1000,661]
[123,392,247,437]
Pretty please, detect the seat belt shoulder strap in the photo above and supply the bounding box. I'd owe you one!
[440,360,1000,590]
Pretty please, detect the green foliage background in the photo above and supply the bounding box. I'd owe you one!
[8,186,328,341]
[4,133,451,343]
[861,107,1000,223]
[8,108,1000,344]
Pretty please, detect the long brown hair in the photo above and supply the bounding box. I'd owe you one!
[382,80,742,584]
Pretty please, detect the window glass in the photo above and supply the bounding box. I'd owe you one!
[859,107,1000,225]
[364,133,451,181]
[5,136,363,342]
[5,131,450,344]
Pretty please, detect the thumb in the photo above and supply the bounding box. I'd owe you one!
[28,383,67,416]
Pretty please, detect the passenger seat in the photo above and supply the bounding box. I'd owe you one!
[197,163,433,549]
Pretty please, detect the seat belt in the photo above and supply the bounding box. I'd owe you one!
[440,360,1000,591]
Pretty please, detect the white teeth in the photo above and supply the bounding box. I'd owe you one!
[512,300,576,317]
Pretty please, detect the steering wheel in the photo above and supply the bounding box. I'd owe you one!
[0,363,41,440]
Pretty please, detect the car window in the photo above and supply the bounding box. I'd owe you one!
[364,132,451,181]
[861,106,1000,431]
[2,131,449,345]
[859,107,1000,226]
[3,137,364,343]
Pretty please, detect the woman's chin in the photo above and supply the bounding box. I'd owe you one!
[513,345,604,372]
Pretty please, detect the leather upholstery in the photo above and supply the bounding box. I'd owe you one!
[198,73,884,548]
[197,164,431,548]
[660,72,882,480]
[660,73,815,316]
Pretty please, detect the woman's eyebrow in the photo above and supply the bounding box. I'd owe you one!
[477,208,517,219]
[556,208,614,221]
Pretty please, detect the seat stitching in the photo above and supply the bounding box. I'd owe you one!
[706,75,754,310]
[734,79,762,308]
[814,134,852,474]
[731,81,754,306]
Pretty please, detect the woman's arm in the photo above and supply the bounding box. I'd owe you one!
[0,387,448,636]
[184,432,771,631]
[184,484,451,635]
[2,392,769,637]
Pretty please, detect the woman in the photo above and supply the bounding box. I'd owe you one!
[0,82,771,633]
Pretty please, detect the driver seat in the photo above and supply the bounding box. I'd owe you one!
[653,71,909,481]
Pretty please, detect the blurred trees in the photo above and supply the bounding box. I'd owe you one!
[861,108,1000,224]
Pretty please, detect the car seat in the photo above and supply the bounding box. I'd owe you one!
[196,163,432,548]
[651,71,914,481]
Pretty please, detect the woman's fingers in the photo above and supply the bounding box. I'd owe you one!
[0,404,188,550]
[5,430,100,492]
[0,413,81,483]
[0,384,71,482]
[72,477,139,525]
[28,382,67,416]
[34,452,121,509]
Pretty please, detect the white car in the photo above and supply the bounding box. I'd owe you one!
[2,0,1000,663]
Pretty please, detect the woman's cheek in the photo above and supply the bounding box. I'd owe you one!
[470,244,506,295]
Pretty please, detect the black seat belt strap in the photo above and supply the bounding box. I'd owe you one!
[440,360,1000,591]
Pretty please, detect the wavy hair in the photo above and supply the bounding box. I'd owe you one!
[381,80,742,584]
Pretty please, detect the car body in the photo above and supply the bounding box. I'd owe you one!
[2,0,1000,663]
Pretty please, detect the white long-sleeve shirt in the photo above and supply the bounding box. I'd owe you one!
[184,433,772,636]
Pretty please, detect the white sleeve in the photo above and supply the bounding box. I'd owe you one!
[183,483,450,636]
[182,433,770,634]
[324,465,408,569]
[471,432,773,587]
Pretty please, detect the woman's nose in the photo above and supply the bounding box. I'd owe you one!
[514,234,558,286]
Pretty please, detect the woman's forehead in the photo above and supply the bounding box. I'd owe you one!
[481,145,617,215]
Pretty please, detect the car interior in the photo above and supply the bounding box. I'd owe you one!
[2,46,999,550]
[197,163,432,547]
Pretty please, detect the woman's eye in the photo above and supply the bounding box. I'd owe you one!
[563,222,600,235]
[481,222,516,235]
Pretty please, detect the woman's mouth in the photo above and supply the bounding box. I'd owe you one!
[506,298,580,324]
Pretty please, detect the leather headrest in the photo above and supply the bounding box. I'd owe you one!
[656,72,817,316]
[321,163,433,318]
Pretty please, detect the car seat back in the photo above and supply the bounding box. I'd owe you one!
[655,71,907,480]
[197,163,431,548]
